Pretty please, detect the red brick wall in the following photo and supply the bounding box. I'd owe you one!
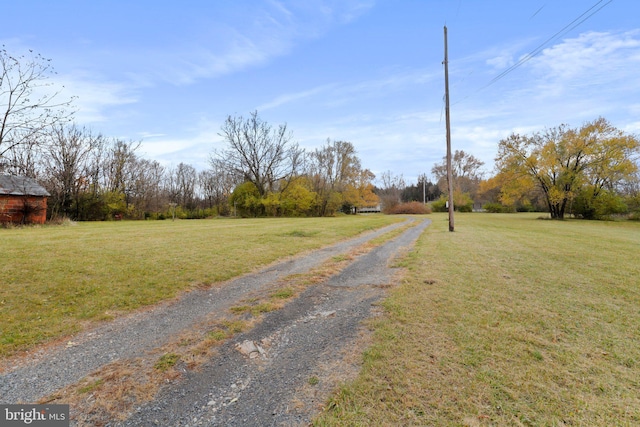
[0,195,48,224]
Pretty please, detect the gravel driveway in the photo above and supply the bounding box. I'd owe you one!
[1,217,431,426]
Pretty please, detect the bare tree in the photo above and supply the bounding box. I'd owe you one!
[128,159,166,217]
[3,131,41,177]
[174,162,197,210]
[307,139,362,216]
[432,149,485,198]
[103,139,140,207]
[200,159,236,215]
[0,46,75,171]
[42,124,104,219]
[378,170,406,213]
[213,111,303,197]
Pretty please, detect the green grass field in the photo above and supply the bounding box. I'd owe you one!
[0,215,402,358]
[4,213,640,425]
[315,213,640,426]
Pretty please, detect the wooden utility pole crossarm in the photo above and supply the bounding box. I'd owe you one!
[444,25,455,232]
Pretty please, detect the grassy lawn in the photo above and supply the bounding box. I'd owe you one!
[315,213,640,426]
[0,215,402,358]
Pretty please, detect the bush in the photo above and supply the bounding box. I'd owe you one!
[229,181,263,217]
[457,203,473,213]
[516,203,535,212]
[183,208,217,219]
[625,193,640,213]
[389,202,431,215]
[454,192,474,212]
[380,195,400,214]
[431,198,447,212]
[431,194,473,213]
[573,189,628,220]
[483,202,515,213]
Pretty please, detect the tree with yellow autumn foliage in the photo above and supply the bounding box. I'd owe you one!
[494,118,639,219]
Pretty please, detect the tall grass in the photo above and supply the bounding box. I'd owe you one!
[316,213,640,426]
[0,216,401,358]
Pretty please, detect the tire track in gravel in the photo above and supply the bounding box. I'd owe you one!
[0,219,420,406]
[119,218,431,427]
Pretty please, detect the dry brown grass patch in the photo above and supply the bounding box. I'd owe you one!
[37,315,256,423]
[41,357,164,425]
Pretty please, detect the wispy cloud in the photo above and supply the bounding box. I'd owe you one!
[531,30,640,83]
[8,1,377,135]
[258,84,337,110]
[258,68,438,111]
[457,30,640,125]
[125,1,375,87]
[56,72,139,124]
[137,132,166,139]
[512,30,640,124]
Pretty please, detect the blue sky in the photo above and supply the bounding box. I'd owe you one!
[3,0,639,184]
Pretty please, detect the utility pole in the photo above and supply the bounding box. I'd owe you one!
[443,25,455,232]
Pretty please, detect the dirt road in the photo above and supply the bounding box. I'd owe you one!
[0,217,431,426]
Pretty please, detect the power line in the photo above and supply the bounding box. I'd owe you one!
[451,0,613,105]
[485,0,613,89]
[530,5,546,20]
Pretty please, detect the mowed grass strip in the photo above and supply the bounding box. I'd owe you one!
[315,213,640,426]
[0,215,401,358]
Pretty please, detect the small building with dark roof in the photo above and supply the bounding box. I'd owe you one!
[0,175,50,224]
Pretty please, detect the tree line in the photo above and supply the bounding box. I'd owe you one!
[3,47,638,221]
[3,117,381,220]
[1,48,382,220]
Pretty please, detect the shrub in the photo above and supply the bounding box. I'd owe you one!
[389,202,431,214]
[457,203,473,212]
[431,194,473,213]
[380,195,400,214]
[229,181,263,217]
[454,192,474,212]
[431,198,447,212]
[483,202,515,213]
[516,203,535,212]
[573,189,628,220]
